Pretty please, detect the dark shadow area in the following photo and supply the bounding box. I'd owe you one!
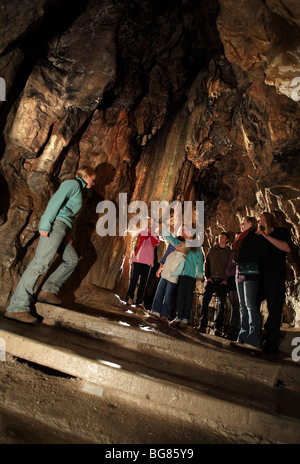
[0,172,10,225]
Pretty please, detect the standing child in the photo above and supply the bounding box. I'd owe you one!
[126,220,160,308]
[149,241,190,321]
[4,165,96,324]
[162,228,203,328]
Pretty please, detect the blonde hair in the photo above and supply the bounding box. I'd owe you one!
[76,165,96,179]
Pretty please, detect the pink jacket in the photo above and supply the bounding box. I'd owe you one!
[133,229,160,267]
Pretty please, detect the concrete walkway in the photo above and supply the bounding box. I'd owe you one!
[0,296,300,444]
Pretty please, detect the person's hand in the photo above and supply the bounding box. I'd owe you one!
[256,230,267,238]
[39,230,49,237]
[66,235,73,244]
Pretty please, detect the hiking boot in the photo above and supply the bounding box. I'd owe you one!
[4,311,37,325]
[37,290,62,305]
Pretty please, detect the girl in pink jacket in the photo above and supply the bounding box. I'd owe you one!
[126,223,160,308]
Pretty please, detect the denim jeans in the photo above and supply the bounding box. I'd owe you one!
[236,279,262,349]
[151,277,177,318]
[7,219,78,313]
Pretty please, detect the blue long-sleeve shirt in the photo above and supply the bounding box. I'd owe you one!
[162,230,203,279]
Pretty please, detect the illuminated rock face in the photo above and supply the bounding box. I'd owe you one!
[0,0,299,323]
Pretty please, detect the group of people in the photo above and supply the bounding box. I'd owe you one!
[126,212,294,355]
[126,222,203,328]
[4,166,294,355]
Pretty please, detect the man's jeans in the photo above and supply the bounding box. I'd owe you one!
[152,277,177,318]
[236,279,262,349]
[7,220,78,313]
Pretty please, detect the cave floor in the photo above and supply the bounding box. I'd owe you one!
[0,285,299,445]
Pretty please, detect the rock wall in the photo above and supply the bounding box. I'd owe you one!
[0,0,299,324]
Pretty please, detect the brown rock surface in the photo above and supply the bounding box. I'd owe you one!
[0,0,299,324]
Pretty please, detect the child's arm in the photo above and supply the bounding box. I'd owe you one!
[162,228,181,247]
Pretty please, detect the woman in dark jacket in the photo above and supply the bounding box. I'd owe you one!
[233,216,268,351]
[257,211,293,353]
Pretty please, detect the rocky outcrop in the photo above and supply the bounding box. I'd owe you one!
[0,0,299,324]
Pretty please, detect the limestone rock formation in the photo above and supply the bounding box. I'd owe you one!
[0,0,299,324]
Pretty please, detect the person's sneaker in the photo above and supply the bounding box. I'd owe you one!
[137,303,146,310]
[37,290,62,305]
[4,311,37,325]
[196,325,207,333]
[170,317,181,327]
[179,318,189,328]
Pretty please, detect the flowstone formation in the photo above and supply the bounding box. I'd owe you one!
[0,0,299,324]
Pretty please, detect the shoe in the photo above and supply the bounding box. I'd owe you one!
[179,318,189,328]
[263,343,279,354]
[126,297,133,305]
[37,290,62,305]
[262,339,279,354]
[196,325,207,334]
[214,329,222,337]
[137,303,146,310]
[170,317,181,327]
[242,343,263,353]
[225,332,238,341]
[4,311,37,325]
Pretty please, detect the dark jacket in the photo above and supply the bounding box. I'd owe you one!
[236,228,268,281]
